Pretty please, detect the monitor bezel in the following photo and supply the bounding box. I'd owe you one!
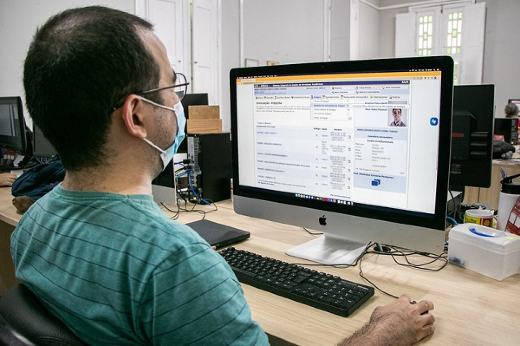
[230,56,454,232]
[0,96,27,154]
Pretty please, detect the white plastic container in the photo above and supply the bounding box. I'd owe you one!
[448,223,520,281]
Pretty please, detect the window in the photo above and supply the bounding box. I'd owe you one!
[396,1,485,85]
[418,13,434,56]
[446,10,463,56]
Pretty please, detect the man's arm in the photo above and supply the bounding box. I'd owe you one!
[337,294,435,346]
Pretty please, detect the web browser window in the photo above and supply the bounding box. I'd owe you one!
[236,70,443,214]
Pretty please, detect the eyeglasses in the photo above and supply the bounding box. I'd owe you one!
[111,72,190,111]
[140,72,189,101]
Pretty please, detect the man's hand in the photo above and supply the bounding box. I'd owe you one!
[338,294,435,346]
[0,173,17,187]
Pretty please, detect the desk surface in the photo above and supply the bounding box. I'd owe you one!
[0,188,21,226]
[1,187,519,345]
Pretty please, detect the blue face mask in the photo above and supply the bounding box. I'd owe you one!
[141,97,186,170]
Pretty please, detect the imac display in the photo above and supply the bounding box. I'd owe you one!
[0,96,28,154]
[230,56,454,265]
[450,84,494,190]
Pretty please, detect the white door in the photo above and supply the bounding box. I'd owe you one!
[192,0,220,105]
[136,0,191,89]
[395,2,485,85]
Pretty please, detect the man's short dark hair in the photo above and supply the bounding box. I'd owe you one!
[24,6,161,170]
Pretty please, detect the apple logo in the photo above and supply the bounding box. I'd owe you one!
[319,215,327,226]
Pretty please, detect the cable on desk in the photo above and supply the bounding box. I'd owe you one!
[160,202,180,220]
[357,243,449,299]
[368,244,448,272]
[302,227,323,236]
[214,202,234,211]
[162,195,218,221]
[358,242,400,299]
[446,216,458,226]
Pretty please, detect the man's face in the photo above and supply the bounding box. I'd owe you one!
[392,109,401,122]
[142,31,179,145]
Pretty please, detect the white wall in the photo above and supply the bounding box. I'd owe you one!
[480,0,520,115]
[330,0,351,61]
[220,0,241,132]
[241,0,327,65]
[358,0,380,59]
[0,0,135,128]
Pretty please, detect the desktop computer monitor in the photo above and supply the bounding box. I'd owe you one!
[508,99,520,108]
[0,96,28,155]
[230,56,454,265]
[33,124,58,158]
[450,84,494,191]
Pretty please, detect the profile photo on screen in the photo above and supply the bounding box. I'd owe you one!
[389,107,406,127]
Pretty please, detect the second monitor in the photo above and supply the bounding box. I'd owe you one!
[450,84,495,191]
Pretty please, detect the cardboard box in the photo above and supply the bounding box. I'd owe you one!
[189,105,219,119]
[187,105,222,134]
[187,119,222,134]
[448,224,520,280]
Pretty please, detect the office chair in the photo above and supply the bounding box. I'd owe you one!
[0,284,85,345]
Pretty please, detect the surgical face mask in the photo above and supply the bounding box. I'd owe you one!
[141,97,186,170]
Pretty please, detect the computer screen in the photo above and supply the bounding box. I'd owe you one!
[0,96,28,154]
[33,124,58,158]
[230,56,454,265]
[450,84,494,191]
[508,99,520,108]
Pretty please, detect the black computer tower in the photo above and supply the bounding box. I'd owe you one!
[494,118,518,144]
[187,133,231,202]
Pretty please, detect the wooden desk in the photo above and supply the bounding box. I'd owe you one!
[1,188,519,345]
[0,187,22,294]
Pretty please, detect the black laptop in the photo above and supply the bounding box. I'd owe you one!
[187,219,250,248]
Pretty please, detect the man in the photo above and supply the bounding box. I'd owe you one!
[390,108,406,127]
[11,6,434,345]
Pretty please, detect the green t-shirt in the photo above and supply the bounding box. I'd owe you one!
[11,185,268,345]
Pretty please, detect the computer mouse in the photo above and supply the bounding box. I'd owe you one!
[410,300,429,315]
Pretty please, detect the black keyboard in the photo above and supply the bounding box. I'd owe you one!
[219,247,374,317]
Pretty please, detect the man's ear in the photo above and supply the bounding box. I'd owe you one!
[120,95,148,139]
